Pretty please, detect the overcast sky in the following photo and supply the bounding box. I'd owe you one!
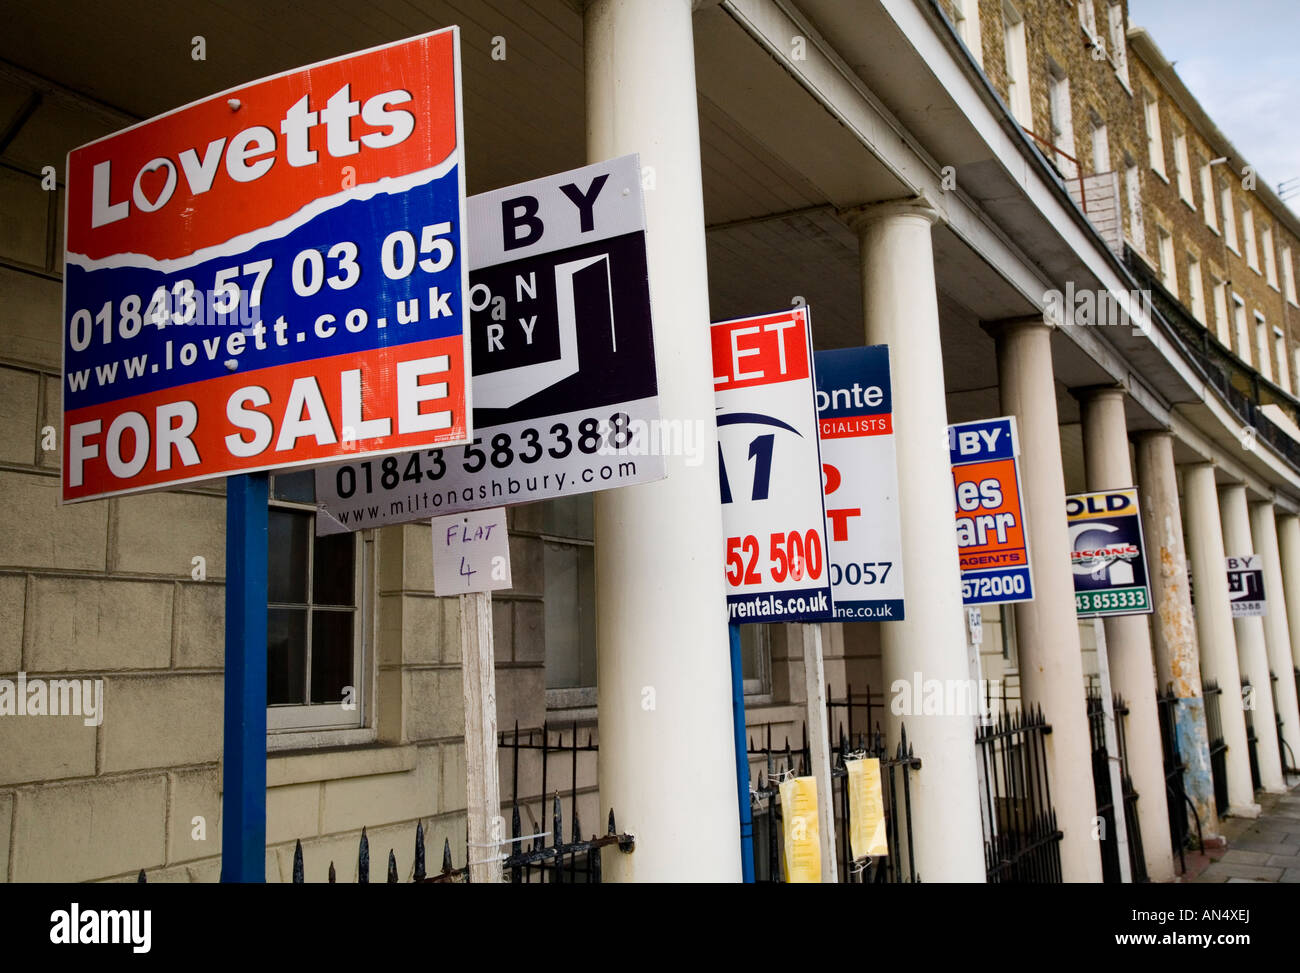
[1127,0,1300,202]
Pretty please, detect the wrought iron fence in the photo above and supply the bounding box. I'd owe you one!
[1086,690,1148,882]
[139,721,633,883]
[976,706,1063,883]
[1270,671,1297,774]
[1155,687,1204,873]
[1203,681,1229,816]
[746,715,922,883]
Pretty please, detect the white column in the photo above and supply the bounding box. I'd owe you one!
[1278,514,1300,671]
[844,196,986,882]
[991,316,1102,883]
[1182,465,1258,815]
[1134,432,1219,837]
[1250,502,1300,775]
[1220,485,1285,792]
[586,0,740,881]
[1078,389,1174,882]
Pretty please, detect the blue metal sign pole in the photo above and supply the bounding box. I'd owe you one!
[221,472,269,882]
[729,623,755,882]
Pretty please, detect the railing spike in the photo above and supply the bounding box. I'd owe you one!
[442,837,453,875]
[358,826,369,883]
[608,807,617,835]
[387,850,398,883]
[328,861,336,883]
[137,868,146,883]
[414,821,426,881]
[292,838,304,883]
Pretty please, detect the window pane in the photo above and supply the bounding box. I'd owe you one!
[310,610,354,703]
[272,470,315,504]
[544,541,597,689]
[268,509,310,604]
[268,608,307,705]
[543,493,594,540]
[313,531,355,606]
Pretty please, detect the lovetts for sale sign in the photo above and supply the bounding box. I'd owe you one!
[815,346,904,621]
[62,29,471,502]
[714,308,832,623]
[949,417,1033,606]
[1067,488,1152,617]
[1226,554,1267,617]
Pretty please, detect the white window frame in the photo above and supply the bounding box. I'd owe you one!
[1200,163,1219,232]
[1047,62,1077,179]
[1079,0,1098,39]
[1145,90,1167,180]
[266,499,374,742]
[1107,2,1131,90]
[1211,275,1229,345]
[1187,254,1206,324]
[1233,295,1250,364]
[1090,113,1109,173]
[1174,129,1195,206]
[1157,226,1177,296]
[1256,311,1272,380]
[1222,183,1239,253]
[1262,224,1279,289]
[1283,245,1298,305]
[1003,2,1033,126]
[1124,157,1146,253]
[955,0,984,68]
[1275,326,1292,393]
[1243,207,1260,272]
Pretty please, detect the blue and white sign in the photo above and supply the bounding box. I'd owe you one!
[815,346,904,621]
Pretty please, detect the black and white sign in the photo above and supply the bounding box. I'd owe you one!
[1226,554,1267,617]
[314,155,664,533]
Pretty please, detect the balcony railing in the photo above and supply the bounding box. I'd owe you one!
[1124,246,1300,473]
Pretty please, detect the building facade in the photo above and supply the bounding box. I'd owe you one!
[1,0,1298,882]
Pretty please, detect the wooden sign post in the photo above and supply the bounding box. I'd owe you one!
[432,508,513,884]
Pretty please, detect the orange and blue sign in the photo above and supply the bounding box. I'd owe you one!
[950,416,1034,605]
[62,28,471,502]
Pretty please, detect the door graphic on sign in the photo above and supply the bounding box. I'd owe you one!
[474,254,614,409]
[1069,522,1134,584]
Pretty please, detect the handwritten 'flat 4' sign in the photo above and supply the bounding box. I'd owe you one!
[713,308,832,623]
[62,29,471,502]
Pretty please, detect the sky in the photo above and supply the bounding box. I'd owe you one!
[1127,0,1300,203]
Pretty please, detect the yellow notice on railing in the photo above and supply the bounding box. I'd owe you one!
[778,776,821,883]
[846,757,888,860]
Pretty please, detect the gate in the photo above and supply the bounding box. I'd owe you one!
[976,706,1063,883]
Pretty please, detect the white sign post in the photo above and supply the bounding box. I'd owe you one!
[1091,617,1132,883]
[431,507,513,883]
[712,307,835,880]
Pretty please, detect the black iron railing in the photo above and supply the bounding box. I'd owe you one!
[1270,671,1297,774]
[1155,687,1204,873]
[140,721,634,884]
[747,716,922,883]
[976,706,1063,883]
[1086,690,1148,882]
[1204,681,1230,816]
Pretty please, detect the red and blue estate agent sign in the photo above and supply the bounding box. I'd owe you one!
[62,28,471,502]
[949,416,1034,606]
[713,308,833,623]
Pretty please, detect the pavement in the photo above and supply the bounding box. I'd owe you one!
[1189,778,1300,883]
